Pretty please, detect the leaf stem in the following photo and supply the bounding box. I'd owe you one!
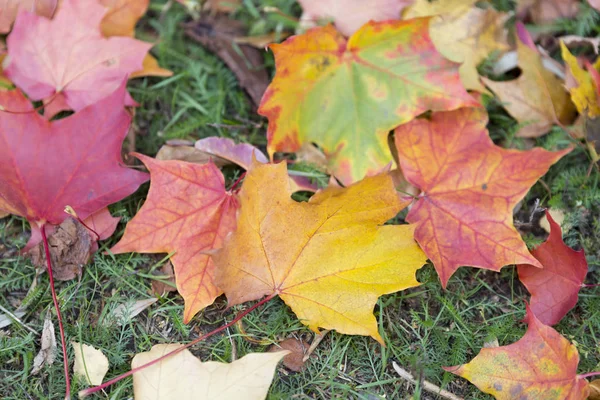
[229,172,247,192]
[582,283,600,288]
[79,294,275,398]
[580,371,600,379]
[41,224,71,400]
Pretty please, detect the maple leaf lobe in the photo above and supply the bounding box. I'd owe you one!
[110,154,238,322]
[395,108,571,287]
[517,210,588,325]
[0,85,148,247]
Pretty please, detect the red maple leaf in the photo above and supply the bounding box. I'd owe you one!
[4,0,152,117]
[517,210,588,325]
[0,83,148,248]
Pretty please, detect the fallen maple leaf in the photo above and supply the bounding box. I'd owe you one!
[0,84,149,248]
[518,0,579,24]
[268,338,310,372]
[194,137,269,169]
[110,155,238,322]
[517,210,588,325]
[482,24,576,138]
[561,41,600,118]
[298,0,412,37]
[403,0,509,93]
[99,0,173,79]
[132,344,287,400]
[72,342,109,386]
[4,0,152,117]
[259,18,477,185]
[444,305,590,399]
[213,161,427,342]
[0,0,56,33]
[394,108,571,287]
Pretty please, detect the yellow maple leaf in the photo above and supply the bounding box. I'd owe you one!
[403,0,509,92]
[213,161,427,343]
[561,41,600,118]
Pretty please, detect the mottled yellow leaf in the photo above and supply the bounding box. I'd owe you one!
[213,161,427,343]
[561,41,600,118]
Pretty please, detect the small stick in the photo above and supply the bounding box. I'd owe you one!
[0,303,36,335]
[392,362,463,400]
[303,329,330,363]
[41,224,71,400]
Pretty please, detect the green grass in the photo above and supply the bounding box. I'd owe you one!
[1,1,600,399]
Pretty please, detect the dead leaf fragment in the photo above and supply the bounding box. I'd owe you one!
[72,342,109,386]
[151,261,177,296]
[483,26,575,137]
[107,297,158,326]
[268,338,310,372]
[590,380,600,400]
[132,344,288,400]
[185,14,269,107]
[29,218,93,281]
[31,313,57,375]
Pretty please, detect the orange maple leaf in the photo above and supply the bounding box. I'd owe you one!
[111,155,238,322]
[444,305,590,399]
[394,108,571,287]
[213,161,426,343]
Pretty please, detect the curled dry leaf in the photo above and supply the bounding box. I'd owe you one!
[444,305,589,399]
[298,0,412,37]
[194,136,269,169]
[151,261,177,296]
[268,338,310,372]
[259,18,477,185]
[0,84,148,250]
[29,218,93,281]
[72,342,109,386]
[4,0,152,117]
[394,108,570,287]
[517,210,588,325]
[213,161,427,342]
[483,26,575,138]
[132,344,287,400]
[111,155,238,322]
[403,0,509,93]
[31,312,57,375]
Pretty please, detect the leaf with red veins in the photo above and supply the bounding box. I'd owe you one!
[0,83,148,246]
[110,155,238,322]
[4,0,151,117]
[394,108,571,287]
[517,210,588,325]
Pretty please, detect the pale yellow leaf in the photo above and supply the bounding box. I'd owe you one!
[72,342,109,386]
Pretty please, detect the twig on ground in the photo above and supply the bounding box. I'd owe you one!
[0,303,36,334]
[392,362,463,400]
[303,329,330,363]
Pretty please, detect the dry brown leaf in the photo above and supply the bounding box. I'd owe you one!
[590,379,600,400]
[29,218,93,281]
[525,0,579,24]
[268,338,310,372]
[132,344,288,399]
[234,32,290,48]
[31,313,57,375]
[72,342,109,386]
[151,261,177,296]
[483,29,575,137]
[185,14,269,107]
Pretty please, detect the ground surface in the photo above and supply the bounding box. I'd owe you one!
[1,1,600,399]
